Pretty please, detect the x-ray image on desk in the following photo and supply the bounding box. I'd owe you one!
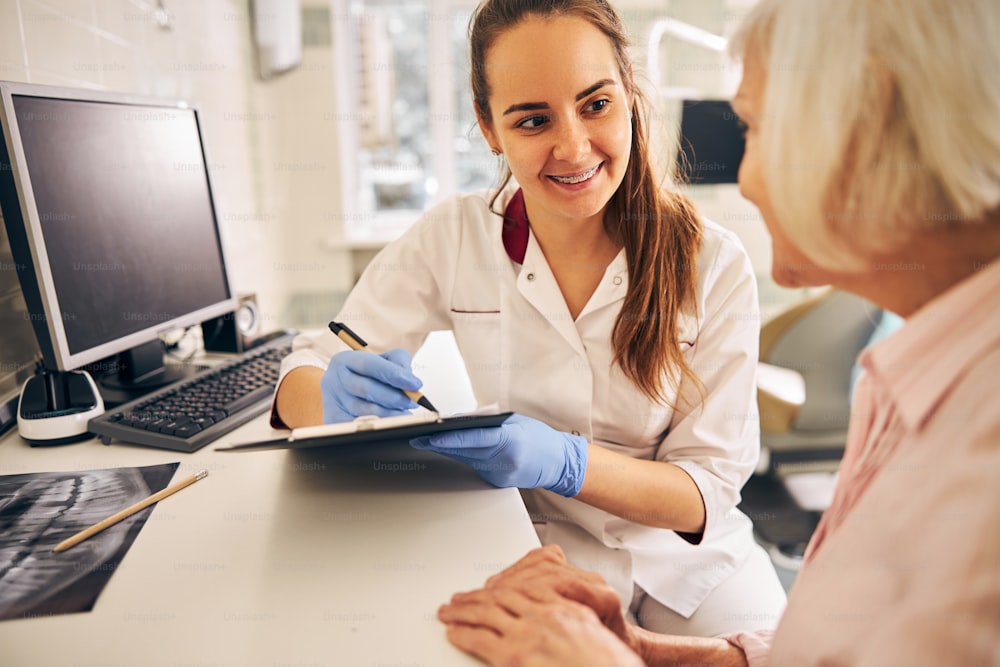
[0,462,178,621]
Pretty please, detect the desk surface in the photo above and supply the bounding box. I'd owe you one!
[0,413,540,666]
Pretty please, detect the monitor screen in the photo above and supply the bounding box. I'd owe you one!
[675,99,745,185]
[0,82,236,391]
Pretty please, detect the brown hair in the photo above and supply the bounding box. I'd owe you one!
[470,0,704,405]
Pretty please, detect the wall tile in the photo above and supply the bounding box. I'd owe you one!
[95,0,150,44]
[134,18,183,98]
[32,0,96,26]
[21,1,102,86]
[97,36,140,93]
[0,1,28,82]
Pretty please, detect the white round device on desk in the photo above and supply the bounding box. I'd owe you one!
[17,369,105,446]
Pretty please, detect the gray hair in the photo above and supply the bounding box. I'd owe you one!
[730,0,1000,269]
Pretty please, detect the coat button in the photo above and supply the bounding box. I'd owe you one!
[526,272,536,281]
[612,275,623,286]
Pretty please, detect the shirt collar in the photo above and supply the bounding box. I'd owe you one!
[501,188,529,264]
[499,187,629,302]
[863,260,1000,431]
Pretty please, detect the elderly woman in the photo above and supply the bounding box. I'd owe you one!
[435,0,1000,665]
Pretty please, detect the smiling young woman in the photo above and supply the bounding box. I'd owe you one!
[470,0,703,400]
[273,0,787,638]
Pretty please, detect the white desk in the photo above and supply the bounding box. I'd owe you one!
[0,413,540,666]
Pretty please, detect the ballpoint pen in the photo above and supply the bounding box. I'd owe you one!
[328,321,438,413]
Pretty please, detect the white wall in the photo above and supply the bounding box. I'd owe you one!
[0,0,298,330]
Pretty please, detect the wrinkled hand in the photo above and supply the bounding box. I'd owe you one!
[320,348,422,423]
[410,414,588,497]
[438,583,644,667]
[482,544,636,650]
[443,545,747,667]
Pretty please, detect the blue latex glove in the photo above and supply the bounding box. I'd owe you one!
[321,348,423,423]
[410,413,588,497]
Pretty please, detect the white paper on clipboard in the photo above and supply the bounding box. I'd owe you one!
[288,412,441,442]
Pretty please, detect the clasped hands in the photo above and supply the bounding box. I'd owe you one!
[321,348,588,497]
[438,544,647,667]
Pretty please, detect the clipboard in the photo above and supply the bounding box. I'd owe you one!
[215,411,514,453]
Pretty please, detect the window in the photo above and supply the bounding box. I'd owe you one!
[339,0,493,239]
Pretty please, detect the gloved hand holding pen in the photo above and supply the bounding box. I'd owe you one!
[321,321,438,424]
[410,414,589,497]
[320,348,424,423]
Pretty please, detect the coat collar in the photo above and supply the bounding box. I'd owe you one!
[501,188,529,264]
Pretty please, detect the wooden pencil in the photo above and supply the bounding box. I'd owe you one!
[53,470,208,553]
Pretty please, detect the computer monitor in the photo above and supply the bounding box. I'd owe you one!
[0,81,238,397]
[674,99,745,185]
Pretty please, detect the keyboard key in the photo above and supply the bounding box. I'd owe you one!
[171,422,204,438]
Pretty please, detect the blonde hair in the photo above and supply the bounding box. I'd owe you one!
[730,0,1000,270]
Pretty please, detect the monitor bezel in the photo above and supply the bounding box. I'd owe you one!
[0,80,239,372]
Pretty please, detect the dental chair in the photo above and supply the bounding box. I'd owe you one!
[741,289,884,578]
[756,288,882,475]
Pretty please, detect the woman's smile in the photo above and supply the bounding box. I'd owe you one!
[548,162,602,186]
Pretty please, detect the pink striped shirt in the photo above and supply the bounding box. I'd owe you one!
[728,260,1000,666]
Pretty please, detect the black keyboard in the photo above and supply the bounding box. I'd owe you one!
[88,336,294,452]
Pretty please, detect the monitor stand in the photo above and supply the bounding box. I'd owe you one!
[93,339,207,406]
[17,368,105,445]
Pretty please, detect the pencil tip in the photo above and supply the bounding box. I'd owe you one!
[417,396,438,413]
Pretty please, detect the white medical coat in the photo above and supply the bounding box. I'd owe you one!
[275,186,761,616]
